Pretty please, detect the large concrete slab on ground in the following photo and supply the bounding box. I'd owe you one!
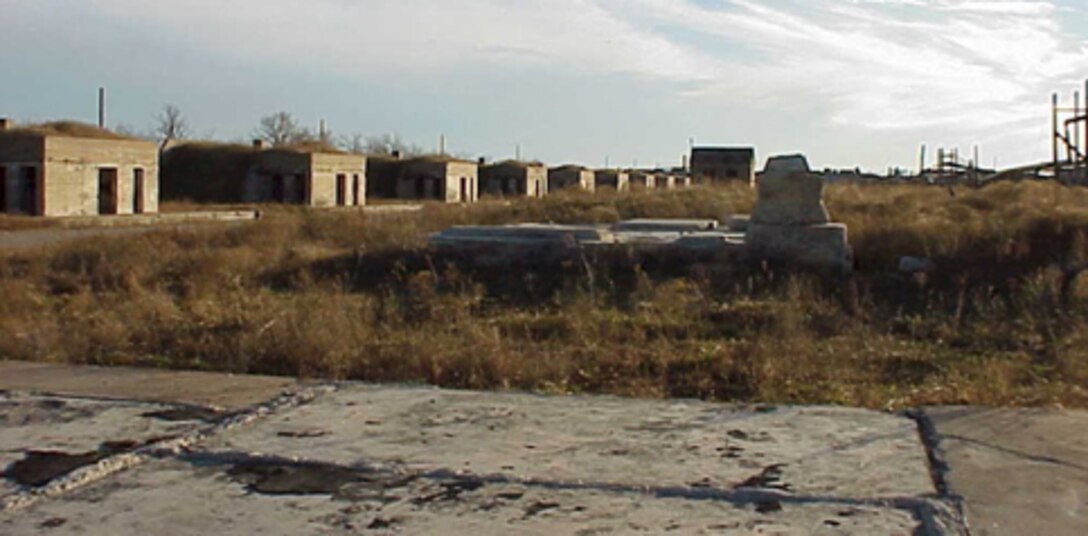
[0,457,924,536]
[927,406,1088,536]
[205,385,936,500]
[0,361,296,411]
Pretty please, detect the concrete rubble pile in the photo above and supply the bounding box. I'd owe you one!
[428,154,852,272]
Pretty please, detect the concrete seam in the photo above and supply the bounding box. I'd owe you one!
[0,384,336,513]
[904,408,973,536]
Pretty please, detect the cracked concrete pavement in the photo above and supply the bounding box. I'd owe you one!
[0,361,1084,534]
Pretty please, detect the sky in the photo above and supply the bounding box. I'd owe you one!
[2,0,1087,171]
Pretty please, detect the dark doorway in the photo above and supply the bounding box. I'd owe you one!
[415,178,426,199]
[296,174,308,205]
[133,168,145,214]
[352,175,361,206]
[272,174,286,203]
[336,174,347,206]
[20,166,39,215]
[0,166,7,213]
[98,168,119,215]
[460,178,469,202]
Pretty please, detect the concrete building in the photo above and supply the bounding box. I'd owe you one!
[367,155,478,203]
[0,120,159,217]
[594,169,630,192]
[628,171,657,189]
[548,165,595,193]
[479,160,547,198]
[161,142,365,207]
[690,147,756,187]
[247,150,365,207]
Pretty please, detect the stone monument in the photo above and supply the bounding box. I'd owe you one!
[746,155,852,273]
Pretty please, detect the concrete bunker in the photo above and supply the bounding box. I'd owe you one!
[161,141,365,207]
[691,147,756,187]
[479,160,547,199]
[593,169,630,192]
[547,165,595,193]
[367,155,478,204]
[0,120,159,217]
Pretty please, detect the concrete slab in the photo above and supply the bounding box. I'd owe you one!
[926,407,1088,536]
[0,458,924,536]
[204,385,936,500]
[0,361,296,411]
[0,393,206,499]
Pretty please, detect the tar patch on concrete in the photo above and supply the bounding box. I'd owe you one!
[2,441,139,487]
[225,460,417,502]
[141,407,225,423]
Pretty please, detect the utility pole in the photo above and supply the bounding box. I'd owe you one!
[1053,93,1060,180]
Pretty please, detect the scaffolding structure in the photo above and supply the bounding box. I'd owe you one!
[1052,79,1088,184]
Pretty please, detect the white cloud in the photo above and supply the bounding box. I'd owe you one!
[5,0,1087,166]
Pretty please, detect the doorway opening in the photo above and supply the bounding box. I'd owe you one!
[133,168,145,214]
[98,168,119,215]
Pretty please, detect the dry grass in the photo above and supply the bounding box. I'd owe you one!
[1,181,1087,409]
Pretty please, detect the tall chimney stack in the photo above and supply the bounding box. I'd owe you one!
[98,87,106,129]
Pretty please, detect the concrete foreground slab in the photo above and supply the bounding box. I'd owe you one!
[926,407,1088,536]
[204,387,936,500]
[0,361,296,411]
[0,458,923,536]
[1,382,962,535]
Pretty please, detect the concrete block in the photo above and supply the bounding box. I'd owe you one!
[752,155,830,226]
[747,223,852,273]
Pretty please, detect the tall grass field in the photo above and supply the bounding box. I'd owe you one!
[1,182,1086,409]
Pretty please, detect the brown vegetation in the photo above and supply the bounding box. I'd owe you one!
[1,182,1087,409]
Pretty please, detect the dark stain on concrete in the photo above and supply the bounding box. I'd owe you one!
[141,406,224,423]
[226,460,416,501]
[2,441,138,487]
[736,464,791,491]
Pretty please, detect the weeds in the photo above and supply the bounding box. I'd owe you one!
[1,182,1086,408]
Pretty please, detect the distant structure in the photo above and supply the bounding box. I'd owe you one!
[628,170,658,189]
[1052,80,1088,184]
[690,147,756,187]
[548,165,595,193]
[161,141,365,207]
[367,154,478,203]
[479,160,547,198]
[593,169,630,192]
[0,120,158,217]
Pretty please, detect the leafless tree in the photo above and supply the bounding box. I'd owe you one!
[154,104,189,151]
[255,111,312,147]
[362,133,425,157]
[339,132,367,154]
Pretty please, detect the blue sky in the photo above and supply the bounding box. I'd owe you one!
[2,0,1087,170]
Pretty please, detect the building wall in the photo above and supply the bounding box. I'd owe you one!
[594,170,629,192]
[690,149,755,187]
[245,151,310,204]
[444,161,479,203]
[311,153,366,207]
[548,168,595,193]
[396,160,479,203]
[42,137,159,217]
[629,172,656,189]
[481,164,547,198]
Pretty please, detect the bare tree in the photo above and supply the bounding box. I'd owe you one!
[362,133,425,157]
[255,111,312,147]
[339,132,367,154]
[154,104,189,151]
